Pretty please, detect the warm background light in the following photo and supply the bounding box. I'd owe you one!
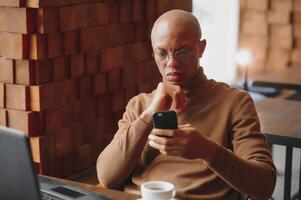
[236,49,252,66]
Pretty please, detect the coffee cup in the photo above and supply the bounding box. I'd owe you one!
[141,180,175,200]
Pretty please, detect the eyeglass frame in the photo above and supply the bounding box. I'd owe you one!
[152,42,200,63]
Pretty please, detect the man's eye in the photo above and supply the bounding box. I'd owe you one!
[176,50,188,57]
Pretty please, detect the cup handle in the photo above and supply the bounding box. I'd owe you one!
[172,189,176,198]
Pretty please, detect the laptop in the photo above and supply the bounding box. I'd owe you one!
[0,126,113,200]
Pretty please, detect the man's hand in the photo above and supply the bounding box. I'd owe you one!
[148,124,218,162]
[141,82,188,124]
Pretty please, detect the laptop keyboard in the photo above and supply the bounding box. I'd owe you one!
[41,191,64,200]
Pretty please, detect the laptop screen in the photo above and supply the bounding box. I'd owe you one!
[0,126,41,200]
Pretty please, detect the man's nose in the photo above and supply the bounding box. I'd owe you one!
[166,54,180,68]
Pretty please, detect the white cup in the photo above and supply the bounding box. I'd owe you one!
[141,181,175,200]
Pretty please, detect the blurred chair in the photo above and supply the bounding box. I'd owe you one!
[266,133,301,200]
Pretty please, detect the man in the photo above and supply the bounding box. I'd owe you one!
[97,9,276,200]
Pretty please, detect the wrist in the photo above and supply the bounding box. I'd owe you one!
[140,108,154,125]
[203,140,219,163]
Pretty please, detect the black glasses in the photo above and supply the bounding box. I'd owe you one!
[153,43,199,63]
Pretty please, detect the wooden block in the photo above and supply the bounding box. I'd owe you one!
[81,119,95,145]
[79,76,92,98]
[93,117,105,141]
[76,144,93,171]
[37,8,59,33]
[72,98,96,123]
[112,90,125,112]
[0,57,14,84]
[135,22,148,41]
[109,2,120,24]
[246,0,268,11]
[294,24,301,38]
[0,83,5,108]
[55,128,72,157]
[239,35,268,60]
[120,1,132,23]
[93,73,106,95]
[270,25,293,50]
[45,102,72,133]
[5,84,29,110]
[122,65,139,87]
[64,30,79,55]
[96,93,112,115]
[7,109,40,136]
[270,24,292,38]
[128,41,151,63]
[71,123,84,149]
[138,61,154,83]
[291,49,301,65]
[0,0,25,7]
[30,81,65,111]
[63,152,76,177]
[242,11,268,36]
[125,86,138,104]
[293,12,301,23]
[101,47,124,71]
[35,59,53,84]
[0,109,7,126]
[138,81,155,93]
[15,60,35,85]
[30,34,48,60]
[70,54,85,77]
[30,136,49,163]
[85,51,98,75]
[133,0,145,21]
[64,78,78,102]
[146,0,158,21]
[107,69,121,92]
[53,57,69,81]
[295,0,301,12]
[270,35,292,50]
[271,0,293,11]
[3,7,37,34]
[80,27,97,52]
[103,114,117,135]
[47,32,63,58]
[94,26,107,50]
[47,156,64,177]
[295,38,301,48]
[106,24,122,47]
[120,23,136,44]
[0,32,30,59]
[267,10,291,24]
[85,3,108,27]
[60,5,87,31]
[266,49,290,71]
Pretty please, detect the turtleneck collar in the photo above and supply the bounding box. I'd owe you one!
[182,66,208,96]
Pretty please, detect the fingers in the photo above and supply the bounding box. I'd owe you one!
[164,83,188,112]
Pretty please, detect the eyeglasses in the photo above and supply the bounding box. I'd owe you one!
[152,43,199,63]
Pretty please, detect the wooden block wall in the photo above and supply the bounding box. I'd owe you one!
[0,0,191,178]
[239,0,301,76]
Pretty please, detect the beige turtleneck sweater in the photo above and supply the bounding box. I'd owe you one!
[96,68,276,200]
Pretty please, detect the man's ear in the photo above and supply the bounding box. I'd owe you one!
[198,39,206,58]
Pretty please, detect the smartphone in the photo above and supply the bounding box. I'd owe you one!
[152,110,178,129]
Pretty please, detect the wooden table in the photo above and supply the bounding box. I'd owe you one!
[254,98,301,200]
[49,176,139,200]
[253,66,301,91]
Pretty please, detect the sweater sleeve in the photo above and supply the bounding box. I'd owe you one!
[96,96,152,189]
[208,92,276,199]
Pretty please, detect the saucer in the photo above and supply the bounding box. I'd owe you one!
[136,199,177,200]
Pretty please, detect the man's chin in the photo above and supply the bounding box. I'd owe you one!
[164,79,185,86]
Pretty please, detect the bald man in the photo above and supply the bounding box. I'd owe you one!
[97,10,276,200]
